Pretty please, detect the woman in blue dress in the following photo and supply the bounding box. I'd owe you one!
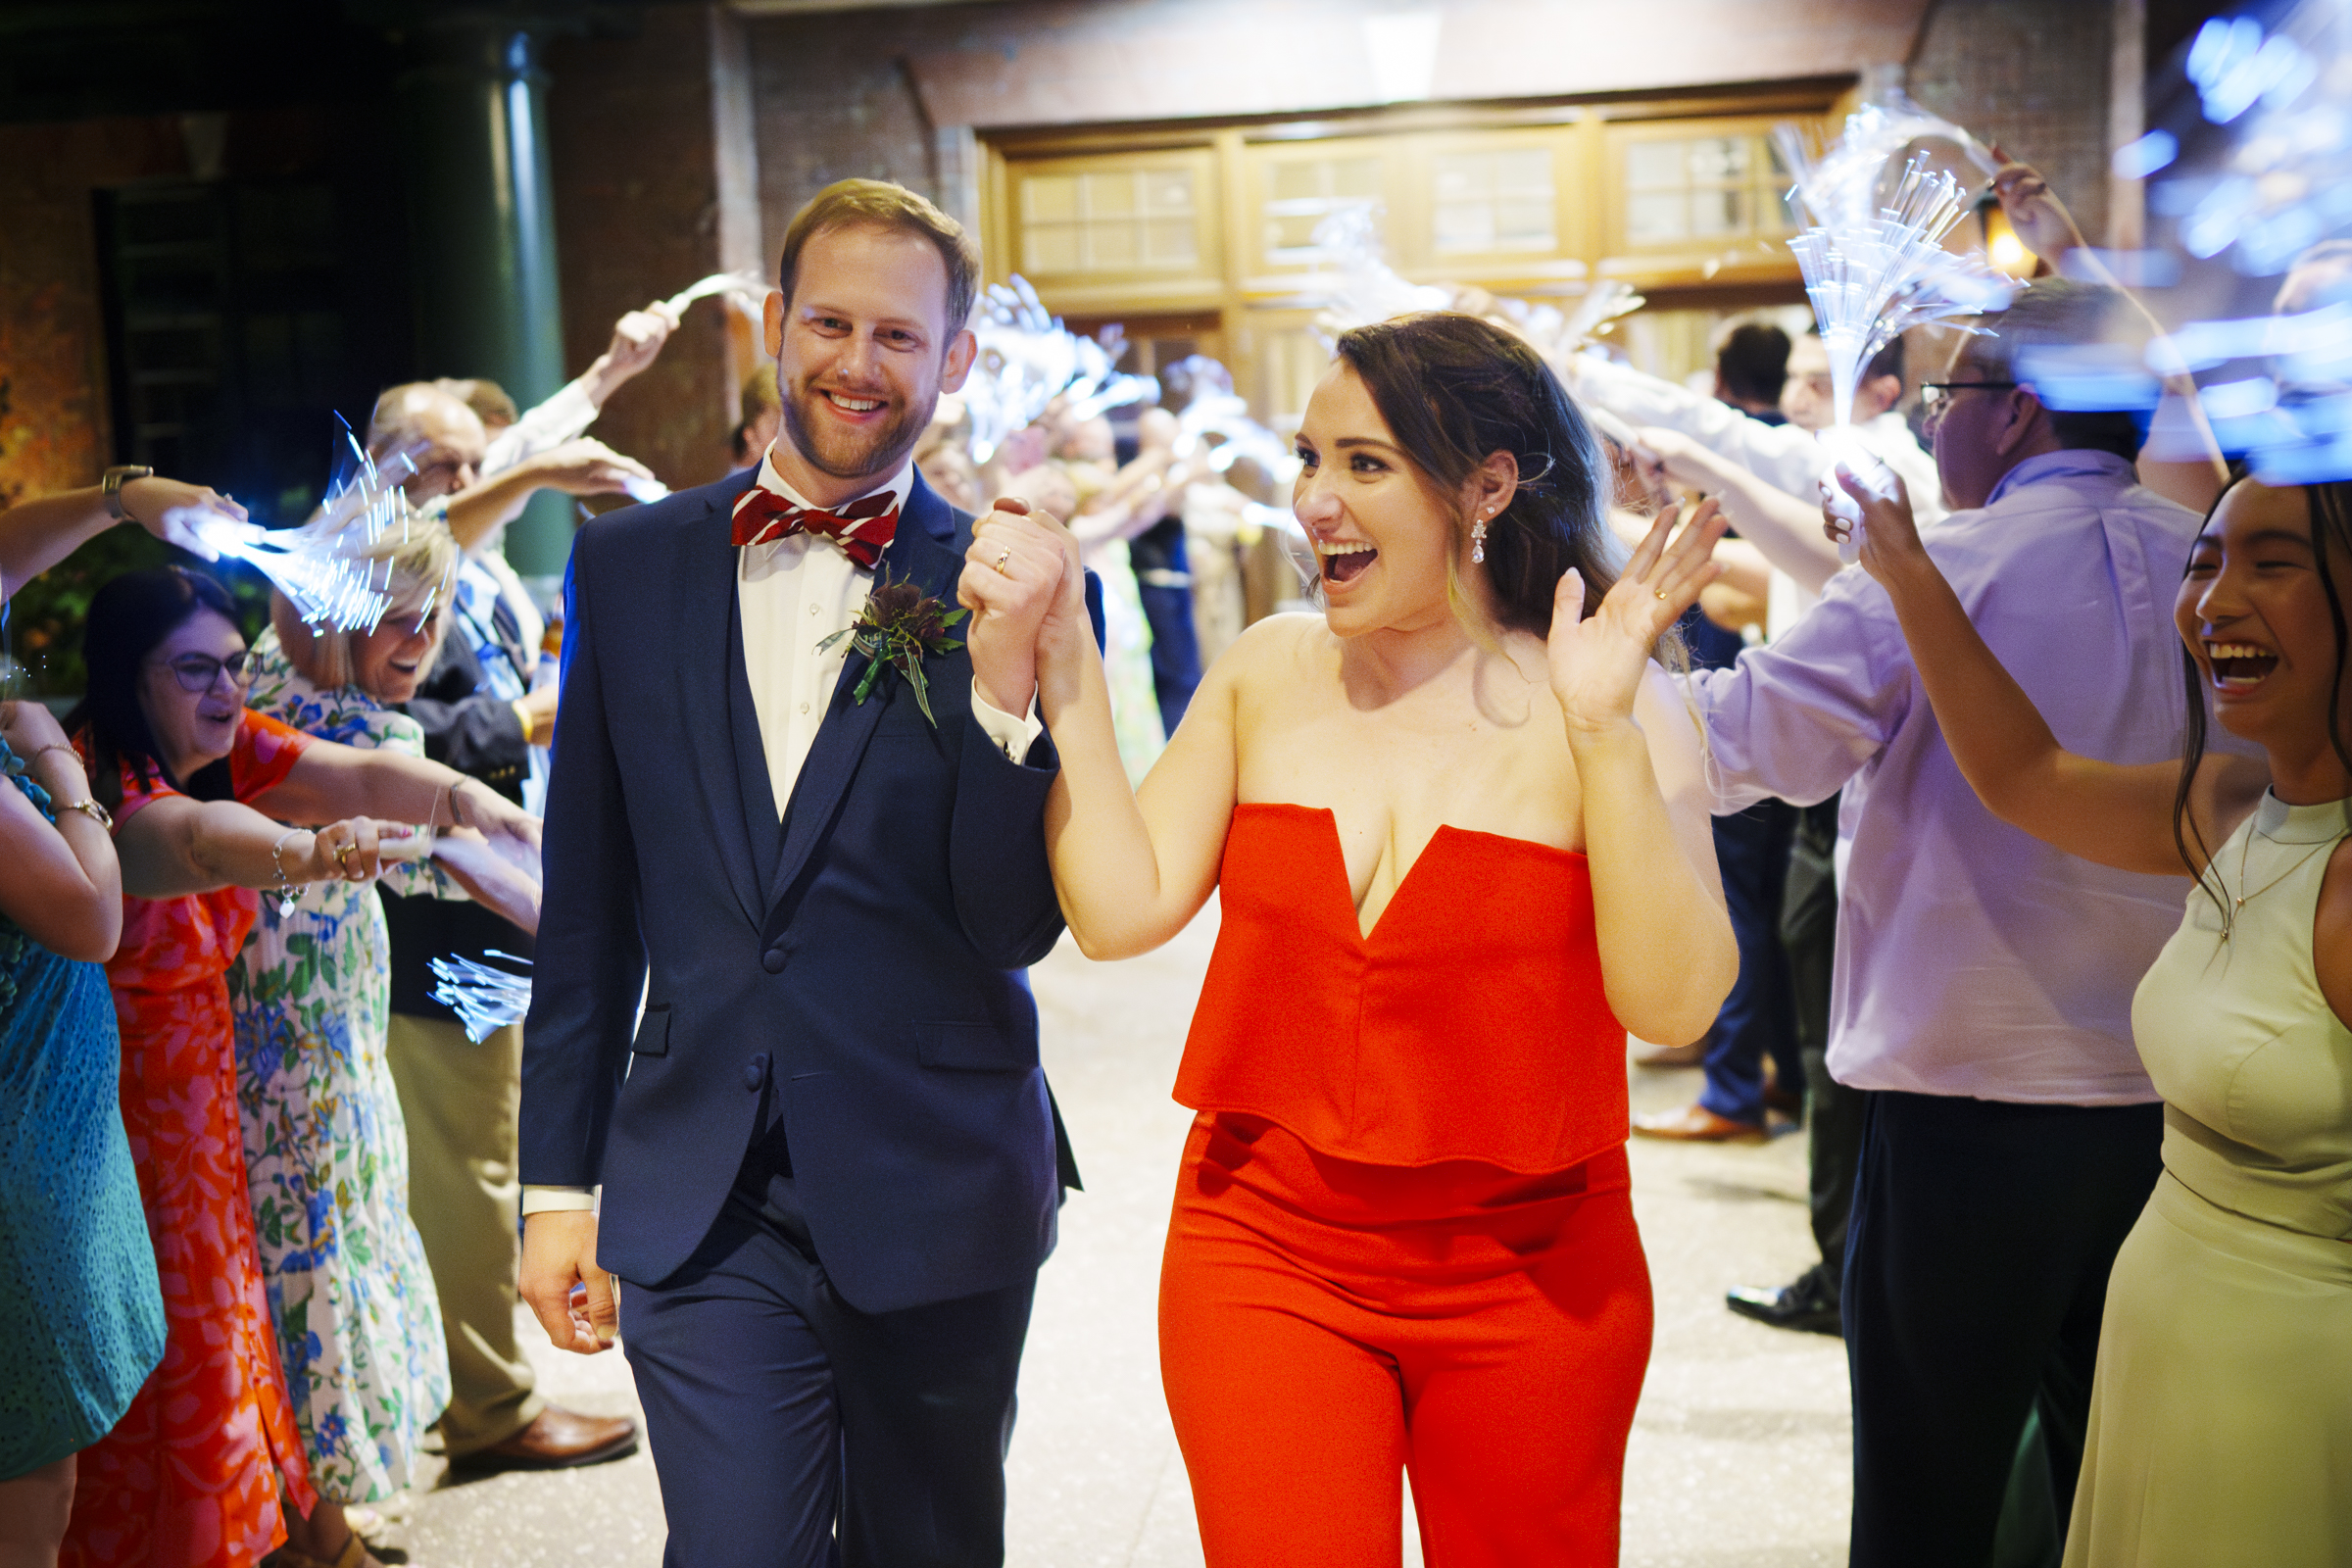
[0,467,229,1566]
[0,700,167,1559]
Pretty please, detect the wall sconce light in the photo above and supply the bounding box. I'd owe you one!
[1979,197,2037,278]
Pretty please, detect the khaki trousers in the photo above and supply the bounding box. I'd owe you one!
[384,1013,544,1455]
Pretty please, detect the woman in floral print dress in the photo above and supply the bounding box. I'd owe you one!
[62,564,540,1568]
[228,524,541,1564]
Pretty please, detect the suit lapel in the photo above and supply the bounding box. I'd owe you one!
[765,473,964,914]
[677,471,768,930]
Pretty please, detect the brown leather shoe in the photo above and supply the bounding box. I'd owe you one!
[452,1404,639,1472]
[1633,1040,1707,1069]
[1631,1103,1768,1143]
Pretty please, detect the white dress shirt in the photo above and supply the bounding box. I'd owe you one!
[522,450,1042,1215]
[1575,355,1948,526]
[1689,450,2255,1105]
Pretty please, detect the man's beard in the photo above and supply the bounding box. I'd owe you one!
[779,378,931,483]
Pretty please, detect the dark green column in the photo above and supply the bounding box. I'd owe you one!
[398,19,572,578]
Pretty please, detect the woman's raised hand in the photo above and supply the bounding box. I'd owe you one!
[1546,499,1728,732]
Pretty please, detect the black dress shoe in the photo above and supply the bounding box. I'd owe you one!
[1726,1265,1842,1336]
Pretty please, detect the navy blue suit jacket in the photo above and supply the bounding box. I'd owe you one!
[520,466,1081,1313]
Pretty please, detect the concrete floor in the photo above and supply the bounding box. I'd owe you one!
[378,900,1851,1566]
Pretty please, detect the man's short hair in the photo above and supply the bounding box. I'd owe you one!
[777,178,979,337]
[432,377,519,431]
[1716,321,1790,406]
[1969,278,2145,461]
[366,382,462,457]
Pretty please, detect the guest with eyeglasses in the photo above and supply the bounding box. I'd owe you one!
[1681,278,2262,1568]
[55,566,539,1568]
[225,520,541,1568]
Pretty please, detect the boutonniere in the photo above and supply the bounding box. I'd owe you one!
[818,576,968,727]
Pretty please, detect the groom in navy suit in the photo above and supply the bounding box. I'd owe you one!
[517,179,1088,1566]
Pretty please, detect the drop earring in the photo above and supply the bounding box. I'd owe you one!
[1471,511,1489,564]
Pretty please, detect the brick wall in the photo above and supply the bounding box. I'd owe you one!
[0,118,188,507]
[1907,0,2119,244]
[546,6,745,491]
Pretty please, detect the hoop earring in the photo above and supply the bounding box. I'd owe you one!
[1471,513,1489,564]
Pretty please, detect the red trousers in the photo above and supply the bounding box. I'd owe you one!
[1160,1113,1652,1567]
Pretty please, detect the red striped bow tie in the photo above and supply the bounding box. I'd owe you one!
[730,485,900,566]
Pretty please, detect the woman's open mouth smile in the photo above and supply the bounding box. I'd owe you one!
[1318,540,1378,586]
[2205,639,2279,695]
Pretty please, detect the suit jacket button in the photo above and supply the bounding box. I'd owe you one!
[744,1054,768,1091]
[761,947,787,973]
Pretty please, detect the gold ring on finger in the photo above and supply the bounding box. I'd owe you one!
[1654,589,1669,601]
[994,549,1012,575]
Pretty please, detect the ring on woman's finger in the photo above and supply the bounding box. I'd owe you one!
[994,549,1013,575]
[1654,589,1669,601]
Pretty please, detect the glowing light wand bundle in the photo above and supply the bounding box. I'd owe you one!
[1785,153,2017,563]
[428,952,533,1043]
[187,419,422,632]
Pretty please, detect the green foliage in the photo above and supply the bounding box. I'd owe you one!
[3,528,272,697]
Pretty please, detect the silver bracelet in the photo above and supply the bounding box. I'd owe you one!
[268,828,310,918]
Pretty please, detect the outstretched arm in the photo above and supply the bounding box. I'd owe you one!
[962,504,1234,959]
[0,475,253,595]
[1833,465,2266,874]
[1636,426,1843,594]
[1550,502,1739,1045]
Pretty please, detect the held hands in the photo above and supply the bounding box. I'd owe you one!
[1,697,72,760]
[1824,463,1928,585]
[118,475,260,563]
[959,496,1080,717]
[526,438,658,499]
[1547,499,1729,734]
[302,818,387,884]
[448,776,545,874]
[520,1211,617,1355]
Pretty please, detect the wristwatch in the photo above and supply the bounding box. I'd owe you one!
[102,466,154,521]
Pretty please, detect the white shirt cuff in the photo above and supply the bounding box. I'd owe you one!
[520,1185,597,1215]
[969,682,1046,763]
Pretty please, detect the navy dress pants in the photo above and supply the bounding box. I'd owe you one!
[1696,799,1801,1126]
[1842,1090,2161,1568]
[619,1165,1037,1568]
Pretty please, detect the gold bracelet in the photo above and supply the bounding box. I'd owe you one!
[58,797,113,831]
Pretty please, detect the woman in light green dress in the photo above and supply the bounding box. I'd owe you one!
[226,522,540,1563]
[1835,467,2351,1565]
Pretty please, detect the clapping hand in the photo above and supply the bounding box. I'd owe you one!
[1547,499,1728,732]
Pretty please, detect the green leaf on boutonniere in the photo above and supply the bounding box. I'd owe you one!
[817,575,970,729]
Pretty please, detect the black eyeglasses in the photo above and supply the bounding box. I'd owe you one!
[154,651,252,695]
[1919,380,2021,419]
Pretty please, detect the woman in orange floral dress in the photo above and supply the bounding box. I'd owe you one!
[60,568,540,1568]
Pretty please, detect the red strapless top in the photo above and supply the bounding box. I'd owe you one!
[1176,802,1630,1172]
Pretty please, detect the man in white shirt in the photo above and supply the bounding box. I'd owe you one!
[517,179,1083,1566]
[1686,280,2239,1567]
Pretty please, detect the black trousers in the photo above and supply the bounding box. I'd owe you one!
[1842,1090,2162,1568]
[619,1161,1037,1567]
[1782,797,1863,1279]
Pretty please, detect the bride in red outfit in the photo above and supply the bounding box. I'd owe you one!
[965,311,1739,1566]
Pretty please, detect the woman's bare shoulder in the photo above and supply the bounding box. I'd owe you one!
[1208,612,1331,687]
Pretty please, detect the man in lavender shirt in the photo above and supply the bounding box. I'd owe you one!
[1687,280,2239,1568]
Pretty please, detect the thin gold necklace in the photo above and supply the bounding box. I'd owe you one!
[2222,826,2345,942]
